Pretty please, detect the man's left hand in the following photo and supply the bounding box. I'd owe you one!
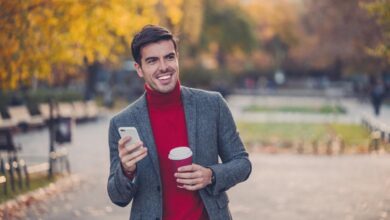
[174,164,213,191]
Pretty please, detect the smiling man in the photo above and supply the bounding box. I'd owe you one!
[107,25,251,220]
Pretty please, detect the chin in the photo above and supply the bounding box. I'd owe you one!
[158,83,176,93]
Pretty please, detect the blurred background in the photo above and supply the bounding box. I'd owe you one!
[1,0,389,104]
[0,0,390,219]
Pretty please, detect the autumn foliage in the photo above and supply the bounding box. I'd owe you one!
[0,0,182,90]
[0,0,389,91]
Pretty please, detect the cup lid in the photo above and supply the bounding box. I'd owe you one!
[168,147,192,160]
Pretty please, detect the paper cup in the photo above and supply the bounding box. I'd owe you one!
[168,147,193,171]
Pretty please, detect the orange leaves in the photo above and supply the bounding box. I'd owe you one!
[362,0,390,63]
[0,0,181,90]
[162,0,183,26]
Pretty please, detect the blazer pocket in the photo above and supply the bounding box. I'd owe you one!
[216,193,229,209]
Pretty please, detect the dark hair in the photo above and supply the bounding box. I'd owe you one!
[131,24,177,65]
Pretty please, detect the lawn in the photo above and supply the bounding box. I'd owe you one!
[0,173,56,203]
[237,122,371,153]
[243,105,346,114]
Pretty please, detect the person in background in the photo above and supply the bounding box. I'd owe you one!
[370,77,385,116]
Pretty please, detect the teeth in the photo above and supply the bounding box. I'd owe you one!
[158,75,171,80]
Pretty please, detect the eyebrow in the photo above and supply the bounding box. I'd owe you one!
[144,52,176,63]
[144,56,158,63]
[164,52,176,58]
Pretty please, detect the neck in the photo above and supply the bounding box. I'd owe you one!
[145,81,181,106]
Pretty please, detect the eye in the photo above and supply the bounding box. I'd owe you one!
[167,54,175,60]
[146,59,157,64]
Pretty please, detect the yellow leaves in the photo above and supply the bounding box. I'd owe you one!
[163,0,183,26]
[244,1,302,43]
[181,0,203,44]
[362,0,390,64]
[366,44,390,63]
[0,0,185,90]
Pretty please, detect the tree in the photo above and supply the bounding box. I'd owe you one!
[243,0,304,73]
[0,0,183,91]
[363,0,390,65]
[200,0,257,68]
[296,0,385,77]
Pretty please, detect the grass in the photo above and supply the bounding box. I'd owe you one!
[0,173,56,203]
[330,124,371,146]
[244,105,346,114]
[238,122,326,142]
[237,122,370,151]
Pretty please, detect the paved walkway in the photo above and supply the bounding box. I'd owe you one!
[230,154,390,220]
[6,96,390,220]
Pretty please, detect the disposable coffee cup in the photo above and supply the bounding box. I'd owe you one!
[168,147,193,171]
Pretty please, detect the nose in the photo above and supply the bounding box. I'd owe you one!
[159,60,168,72]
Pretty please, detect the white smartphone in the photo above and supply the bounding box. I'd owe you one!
[118,127,141,148]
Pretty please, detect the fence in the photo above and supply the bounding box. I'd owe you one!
[0,154,70,197]
[361,113,390,152]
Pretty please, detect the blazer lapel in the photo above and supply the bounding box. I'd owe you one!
[181,87,197,163]
[133,95,161,179]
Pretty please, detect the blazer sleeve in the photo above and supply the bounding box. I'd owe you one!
[206,93,252,196]
[107,117,138,207]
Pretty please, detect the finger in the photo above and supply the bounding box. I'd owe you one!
[174,171,201,179]
[118,136,131,149]
[182,183,203,191]
[124,150,148,168]
[177,164,197,172]
[119,142,144,158]
[177,177,203,185]
[122,147,147,163]
[125,141,144,152]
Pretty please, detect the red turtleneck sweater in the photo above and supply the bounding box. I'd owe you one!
[145,82,208,220]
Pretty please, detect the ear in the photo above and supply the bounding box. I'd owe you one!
[134,62,144,78]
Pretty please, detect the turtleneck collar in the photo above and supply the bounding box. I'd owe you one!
[145,81,182,107]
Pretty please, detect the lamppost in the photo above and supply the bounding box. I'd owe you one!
[48,98,56,179]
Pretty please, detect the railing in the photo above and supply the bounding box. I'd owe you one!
[361,113,390,152]
[0,153,70,197]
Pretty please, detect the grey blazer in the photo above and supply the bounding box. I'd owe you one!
[107,86,251,220]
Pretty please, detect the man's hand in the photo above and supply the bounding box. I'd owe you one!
[118,136,148,174]
[174,164,213,191]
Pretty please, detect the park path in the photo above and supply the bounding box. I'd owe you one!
[8,96,390,220]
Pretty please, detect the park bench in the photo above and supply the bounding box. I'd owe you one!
[85,100,99,120]
[72,101,88,122]
[0,129,28,194]
[41,101,99,123]
[0,115,16,130]
[362,114,390,152]
[7,105,45,130]
[57,102,74,119]
[39,103,59,121]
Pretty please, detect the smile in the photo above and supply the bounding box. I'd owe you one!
[157,74,173,80]
[157,75,172,80]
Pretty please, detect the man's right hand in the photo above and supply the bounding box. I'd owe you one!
[118,136,148,174]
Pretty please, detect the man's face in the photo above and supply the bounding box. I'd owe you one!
[134,40,179,93]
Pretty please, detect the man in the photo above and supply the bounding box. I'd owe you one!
[107,24,251,220]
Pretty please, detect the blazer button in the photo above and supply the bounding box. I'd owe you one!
[157,186,161,192]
